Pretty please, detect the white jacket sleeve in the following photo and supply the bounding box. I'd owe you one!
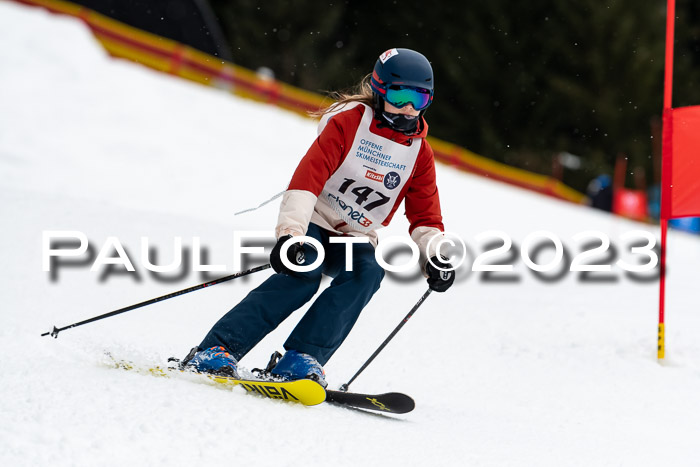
[410,226,444,273]
[275,189,319,239]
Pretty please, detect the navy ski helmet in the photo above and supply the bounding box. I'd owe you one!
[370,48,434,110]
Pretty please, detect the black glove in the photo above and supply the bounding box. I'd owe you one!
[425,255,456,292]
[270,235,305,275]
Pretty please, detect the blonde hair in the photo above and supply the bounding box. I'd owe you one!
[310,74,375,118]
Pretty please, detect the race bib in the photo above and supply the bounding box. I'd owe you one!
[319,104,420,232]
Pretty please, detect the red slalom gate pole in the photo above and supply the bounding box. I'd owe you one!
[658,0,676,359]
[658,220,668,359]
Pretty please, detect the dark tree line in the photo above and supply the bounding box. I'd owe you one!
[210,0,700,192]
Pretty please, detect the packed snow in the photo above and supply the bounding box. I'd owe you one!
[1,2,699,466]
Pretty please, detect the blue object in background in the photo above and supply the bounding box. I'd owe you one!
[669,217,700,234]
[587,174,613,212]
[647,185,661,221]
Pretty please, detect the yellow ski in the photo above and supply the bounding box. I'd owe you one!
[108,358,326,406]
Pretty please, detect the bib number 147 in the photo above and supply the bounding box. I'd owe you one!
[338,178,391,211]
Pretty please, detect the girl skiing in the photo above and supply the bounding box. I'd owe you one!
[183,48,455,386]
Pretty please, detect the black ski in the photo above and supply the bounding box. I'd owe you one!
[325,389,415,414]
[255,351,415,414]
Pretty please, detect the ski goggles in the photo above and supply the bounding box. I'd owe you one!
[384,85,433,111]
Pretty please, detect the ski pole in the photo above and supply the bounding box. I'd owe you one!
[40,264,271,338]
[339,288,433,392]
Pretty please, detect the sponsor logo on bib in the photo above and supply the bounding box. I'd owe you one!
[384,171,401,190]
[365,170,384,183]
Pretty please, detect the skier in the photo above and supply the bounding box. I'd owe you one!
[182,48,455,386]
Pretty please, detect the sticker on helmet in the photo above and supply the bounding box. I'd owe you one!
[379,48,399,64]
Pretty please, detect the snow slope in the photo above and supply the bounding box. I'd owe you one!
[1,2,700,466]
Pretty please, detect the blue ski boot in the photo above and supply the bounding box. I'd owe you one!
[182,346,239,377]
[270,350,327,388]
